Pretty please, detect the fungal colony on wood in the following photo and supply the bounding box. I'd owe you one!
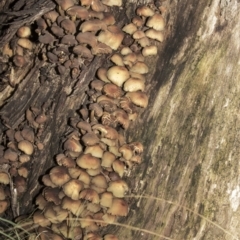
[0,0,166,239]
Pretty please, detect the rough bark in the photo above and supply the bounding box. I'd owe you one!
[0,0,240,240]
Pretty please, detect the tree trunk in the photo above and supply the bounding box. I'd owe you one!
[0,0,240,239]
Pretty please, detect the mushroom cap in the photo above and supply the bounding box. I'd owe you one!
[146,13,165,31]
[91,0,107,12]
[4,148,18,162]
[35,194,48,210]
[137,36,151,48]
[82,132,100,146]
[107,180,129,198]
[61,196,84,216]
[100,192,113,208]
[80,19,107,32]
[91,174,108,189]
[103,83,123,98]
[97,67,110,82]
[76,153,101,169]
[102,12,116,25]
[92,124,118,140]
[112,159,125,177]
[132,16,145,27]
[101,151,116,168]
[136,5,155,17]
[18,140,34,155]
[107,66,130,87]
[21,127,35,142]
[145,29,164,42]
[102,0,122,6]
[130,61,149,74]
[110,53,124,66]
[63,138,82,153]
[60,19,76,34]
[62,179,84,200]
[79,188,99,204]
[43,187,61,205]
[17,38,33,50]
[49,166,71,186]
[56,0,75,10]
[125,91,148,108]
[66,6,89,19]
[142,45,158,56]
[90,79,105,92]
[132,30,145,40]
[76,32,98,48]
[104,234,119,240]
[119,144,133,160]
[17,26,31,38]
[85,144,104,158]
[123,77,145,92]
[0,172,9,185]
[107,198,128,216]
[39,32,55,44]
[44,10,59,23]
[112,108,129,129]
[98,25,124,50]
[61,34,77,45]
[122,23,137,35]
[33,210,51,227]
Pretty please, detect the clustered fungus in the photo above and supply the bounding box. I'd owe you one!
[0,1,166,239]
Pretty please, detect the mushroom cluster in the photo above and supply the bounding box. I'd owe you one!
[0,1,167,239]
[0,107,47,216]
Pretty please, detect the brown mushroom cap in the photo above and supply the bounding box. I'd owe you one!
[101,151,116,168]
[61,34,77,45]
[132,16,145,27]
[110,53,124,66]
[85,144,104,158]
[142,45,158,56]
[17,38,33,50]
[0,172,10,185]
[17,26,31,38]
[146,13,165,31]
[4,148,18,162]
[18,140,34,155]
[112,159,125,177]
[35,194,48,210]
[103,83,123,99]
[107,198,128,216]
[82,132,100,146]
[73,45,94,59]
[100,192,113,208]
[77,121,92,133]
[80,19,107,32]
[136,5,155,17]
[76,153,101,170]
[107,180,128,198]
[122,23,137,35]
[107,66,130,87]
[104,234,119,240]
[98,25,124,50]
[56,0,75,11]
[76,32,98,48]
[44,10,59,23]
[102,0,122,6]
[66,6,89,19]
[92,124,118,140]
[91,174,108,189]
[79,188,99,204]
[39,32,55,44]
[130,61,149,74]
[63,138,82,153]
[49,166,71,186]
[62,179,84,200]
[33,210,51,227]
[125,91,148,108]
[145,29,164,42]
[60,19,76,34]
[97,67,110,82]
[123,77,145,92]
[43,187,61,205]
[61,196,84,216]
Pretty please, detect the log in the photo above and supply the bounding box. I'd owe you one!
[0,0,239,239]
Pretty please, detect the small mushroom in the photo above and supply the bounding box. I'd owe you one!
[123,77,145,92]
[145,29,164,42]
[136,5,155,17]
[43,187,61,205]
[122,23,137,35]
[62,179,84,200]
[17,38,33,50]
[107,198,128,216]
[110,54,124,66]
[82,132,100,146]
[146,13,165,31]
[76,153,101,170]
[60,19,76,34]
[107,66,130,87]
[49,166,71,186]
[79,188,99,204]
[101,0,122,6]
[107,180,128,198]
[17,26,31,38]
[125,91,148,108]
[80,19,107,32]
[98,25,124,50]
[61,196,85,216]
[130,61,149,74]
[66,6,89,19]
[76,32,98,48]
[103,83,123,98]
[18,140,34,155]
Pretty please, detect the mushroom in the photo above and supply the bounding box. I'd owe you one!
[17,26,31,38]
[101,151,116,168]
[42,175,57,188]
[112,159,125,177]
[17,38,33,50]
[101,0,122,6]
[103,83,123,98]
[76,32,98,48]
[4,148,18,162]
[91,0,107,12]
[76,153,101,170]
[63,138,82,153]
[61,196,85,216]
[125,91,148,108]
[66,6,89,19]
[85,144,104,158]
[130,61,149,74]
[110,54,124,66]
[0,172,10,185]
[18,167,29,178]
[91,174,108,189]
[132,16,145,27]
[136,5,155,17]
[104,234,119,240]
[145,29,164,42]
[107,198,128,216]
[102,12,116,25]
[33,210,51,227]
[80,19,107,32]
[18,140,34,155]
[100,192,113,208]
[39,32,56,44]
[62,179,84,200]
[92,124,119,140]
[122,23,137,35]
[142,45,158,56]
[119,144,133,160]
[97,67,110,82]
[107,180,128,198]
[137,36,151,48]
[112,108,129,129]
[98,25,124,50]
[35,194,48,210]
[49,166,71,187]
[132,30,145,40]
[43,187,61,205]
[79,188,99,204]
[60,19,76,34]
[146,13,165,31]
[56,0,75,11]
[123,77,145,92]
[107,66,130,87]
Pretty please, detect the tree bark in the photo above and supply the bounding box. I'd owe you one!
[0,0,240,239]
